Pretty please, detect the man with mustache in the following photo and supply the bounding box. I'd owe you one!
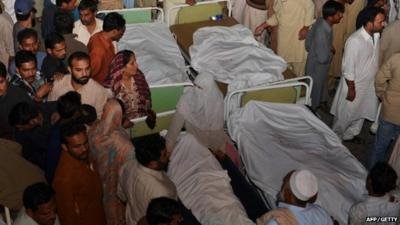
[10,50,52,102]
[48,51,110,118]
[73,0,103,46]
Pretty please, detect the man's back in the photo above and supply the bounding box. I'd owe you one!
[87,32,115,84]
[266,203,333,225]
[349,194,400,225]
[0,139,45,210]
[118,160,177,225]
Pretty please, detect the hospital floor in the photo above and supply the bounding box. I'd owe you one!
[317,102,377,169]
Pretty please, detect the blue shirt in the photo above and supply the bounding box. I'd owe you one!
[265,202,333,225]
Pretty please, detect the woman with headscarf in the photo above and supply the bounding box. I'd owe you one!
[165,72,238,164]
[103,50,156,129]
[88,99,135,225]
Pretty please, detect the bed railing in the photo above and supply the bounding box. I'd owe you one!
[224,76,313,121]
[166,0,232,26]
[98,7,164,23]
[129,82,193,138]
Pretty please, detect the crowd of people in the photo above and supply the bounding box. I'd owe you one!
[0,0,400,224]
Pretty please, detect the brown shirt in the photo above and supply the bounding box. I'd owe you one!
[375,53,400,125]
[87,32,115,84]
[53,151,107,225]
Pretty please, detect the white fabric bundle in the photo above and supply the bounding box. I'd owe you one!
[118,23,189,85]
[190,24,287,92]
[177,72,224,130]
[167,133,255,225]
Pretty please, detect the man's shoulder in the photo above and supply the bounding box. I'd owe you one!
[36,52,47,61]
[13,209,38,225]
[383,20,400,34]
[88,79,108,94]
[54,74,71,85]
[42,55,57,64]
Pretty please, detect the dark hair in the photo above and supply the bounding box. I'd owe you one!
[17,28,38,45]
[54,11,74,35]
[78,0,98,12]
[68,51,90,67]
[8,102,39,126]
[356,6,385,29]
[135,134,166,166]
[367,0,384,7]
[57,91,82,119]
[119,50,136,67]
[0,62,6,79]
[23,182,55,212]
[16,11,31,22]
[322,0,345,19]
[103,12,126,32]
[60,122,87,144]
[56,0,73,7]
[77,104,97,124]
[15,50,37,69]
[369,162,397,195]
[45,32,65,49]
[147,197,182,225]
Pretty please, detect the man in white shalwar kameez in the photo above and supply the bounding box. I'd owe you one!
[255,0,315,76]
[330,7,385,140]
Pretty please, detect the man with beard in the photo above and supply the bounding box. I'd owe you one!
[47,51,110,118]
[54,11,88,61]
[53,123,107,225]
[10,50,52,102]
[118,134,177,225]
[73,0,103,46]
[257,170,334,225]
[41,33,68,82]
[330,7,385,141]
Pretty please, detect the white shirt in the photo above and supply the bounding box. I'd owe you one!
[3,0,16,23]
[330,27,380,121]
[73,18,103,46]
[265,202,333,225]
[47,75,111,118]
[118,160,177,225]
[13,208,61,225]
[349,194,400,225]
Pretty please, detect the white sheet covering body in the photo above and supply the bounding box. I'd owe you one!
[118,23,189,85]
[189,25,287,91]
[228,101,368,225]
[167,133,255,225]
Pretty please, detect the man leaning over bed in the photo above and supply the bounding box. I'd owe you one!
[257,170,337,225]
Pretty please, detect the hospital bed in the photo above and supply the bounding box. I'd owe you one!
[225,82,368,225]
[98,8,194,137]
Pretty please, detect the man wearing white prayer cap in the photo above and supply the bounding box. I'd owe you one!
[258,169,335,225]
